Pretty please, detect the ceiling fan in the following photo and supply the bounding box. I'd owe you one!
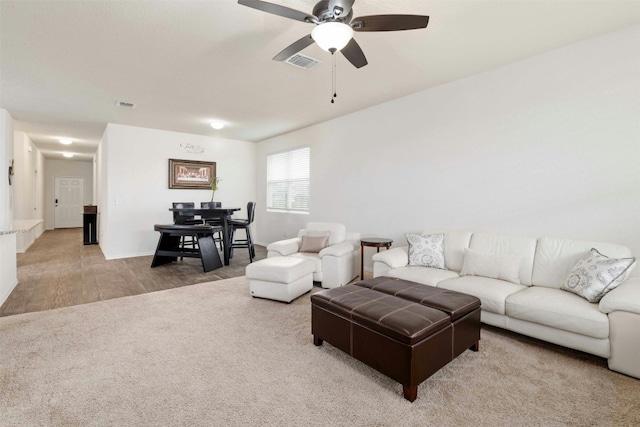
[238,0,429,69]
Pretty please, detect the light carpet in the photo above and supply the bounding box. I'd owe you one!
[1,276,638,426]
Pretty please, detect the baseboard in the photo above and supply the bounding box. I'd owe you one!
[16,239,34,254]
[0,278,19,307]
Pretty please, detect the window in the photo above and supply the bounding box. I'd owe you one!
[267,147,310,213]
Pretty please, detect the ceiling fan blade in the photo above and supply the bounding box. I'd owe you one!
[273,34,315,61]
[328,0,355,19]
[238,0,317,23]
[351,15,429,32]
[341,38,368,69]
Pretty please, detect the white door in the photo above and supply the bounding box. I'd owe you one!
[54,177,84,228]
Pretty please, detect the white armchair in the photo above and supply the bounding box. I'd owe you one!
[266,222,361,288]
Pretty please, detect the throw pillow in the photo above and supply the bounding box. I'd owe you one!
[405,233,445,269]
[299,235,329,253]
[459,248,522,284]
[560,248,636,303]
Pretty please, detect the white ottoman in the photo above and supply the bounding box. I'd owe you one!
[246,257,315,303]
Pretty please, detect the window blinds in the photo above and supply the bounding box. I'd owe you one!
[267,147,310,213]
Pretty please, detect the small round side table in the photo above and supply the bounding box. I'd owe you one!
[360,237,393,280]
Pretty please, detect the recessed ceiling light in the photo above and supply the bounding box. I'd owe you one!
[59,138,73,145]
[63,152,74,158]
[210,120,225,130]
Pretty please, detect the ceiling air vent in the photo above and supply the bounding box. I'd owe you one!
[285,54,320,70]
[115,100,136,108]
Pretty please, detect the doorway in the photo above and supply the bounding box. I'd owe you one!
[54,177,84,228]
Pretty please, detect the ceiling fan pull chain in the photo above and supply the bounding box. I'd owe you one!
[331,51,337,104]
[334,52,337,101]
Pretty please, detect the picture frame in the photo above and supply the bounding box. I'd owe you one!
[168,158,216,189]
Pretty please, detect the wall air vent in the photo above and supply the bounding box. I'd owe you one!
[285,54,320,70]
[115,100,136,108]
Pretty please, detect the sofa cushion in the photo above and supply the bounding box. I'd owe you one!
[406,233,445,269]
[532,237,633,289]
[468,232,537,286]
[560,248,636,303]
[289,252,322,273]
[459,248,521,284]
[437,276,526,315]
[506,287,609,339]
[386,266,460,287]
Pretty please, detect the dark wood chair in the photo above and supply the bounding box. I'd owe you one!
[172,202,201,225]
[172,202,201,259]
[229,202,256,263]
[200,202,223,250]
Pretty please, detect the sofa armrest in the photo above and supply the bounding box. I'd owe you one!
[599,277,640,315]
[320,242,356,258]
[371,246,409,269]
[266,238,301,256]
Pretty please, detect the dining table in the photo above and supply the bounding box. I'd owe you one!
[169,207,241,266]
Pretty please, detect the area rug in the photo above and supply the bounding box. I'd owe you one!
[1,276,638,426]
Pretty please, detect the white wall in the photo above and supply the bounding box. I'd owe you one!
[44,158,93,230]
[0,110,13,230]
[255,25,640,274]
[95,127,107,251]
[0,109,17,306]
[13,132,45,221]
[35,150,45,224]
[99,124,256,260]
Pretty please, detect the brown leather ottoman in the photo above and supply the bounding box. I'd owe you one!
[311,276,481,402]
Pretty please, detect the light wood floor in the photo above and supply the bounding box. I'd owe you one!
[1,228,266,317]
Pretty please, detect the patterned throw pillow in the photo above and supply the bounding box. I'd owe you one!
[560,248,636,303]
[405,233,445,269]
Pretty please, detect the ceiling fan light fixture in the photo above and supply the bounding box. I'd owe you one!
[311,22,353,52]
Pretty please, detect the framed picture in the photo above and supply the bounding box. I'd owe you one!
[169,158,216,189]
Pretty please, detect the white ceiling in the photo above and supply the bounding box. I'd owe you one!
[1,0,639,161]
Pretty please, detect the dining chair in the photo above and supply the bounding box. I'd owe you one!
[229,202,256,263]
[172,202,201,225]
[172,202,200,259]
[200,202,223,250]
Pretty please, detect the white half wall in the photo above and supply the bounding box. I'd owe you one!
[255,25,640,274]
[44,159,93,230]
[0,232,17,306]
[0,109,17,306]
[99,124,256,260]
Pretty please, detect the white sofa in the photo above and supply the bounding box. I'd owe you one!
[267,222,360,289]
[372,231,639,379]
